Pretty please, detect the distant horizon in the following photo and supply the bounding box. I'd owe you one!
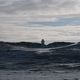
[0,40,77,45]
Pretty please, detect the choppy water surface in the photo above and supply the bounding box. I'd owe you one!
[0,63,80,80]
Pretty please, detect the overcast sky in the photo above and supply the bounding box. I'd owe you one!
[0,0,80,43]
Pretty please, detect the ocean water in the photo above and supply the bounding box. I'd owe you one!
[0,43,80,80]
[0,70,80,80]
[0,64,80,80]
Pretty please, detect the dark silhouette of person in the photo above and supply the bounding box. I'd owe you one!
[41,39,45,47]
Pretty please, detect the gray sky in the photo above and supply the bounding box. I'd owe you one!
[0,0,80,43]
